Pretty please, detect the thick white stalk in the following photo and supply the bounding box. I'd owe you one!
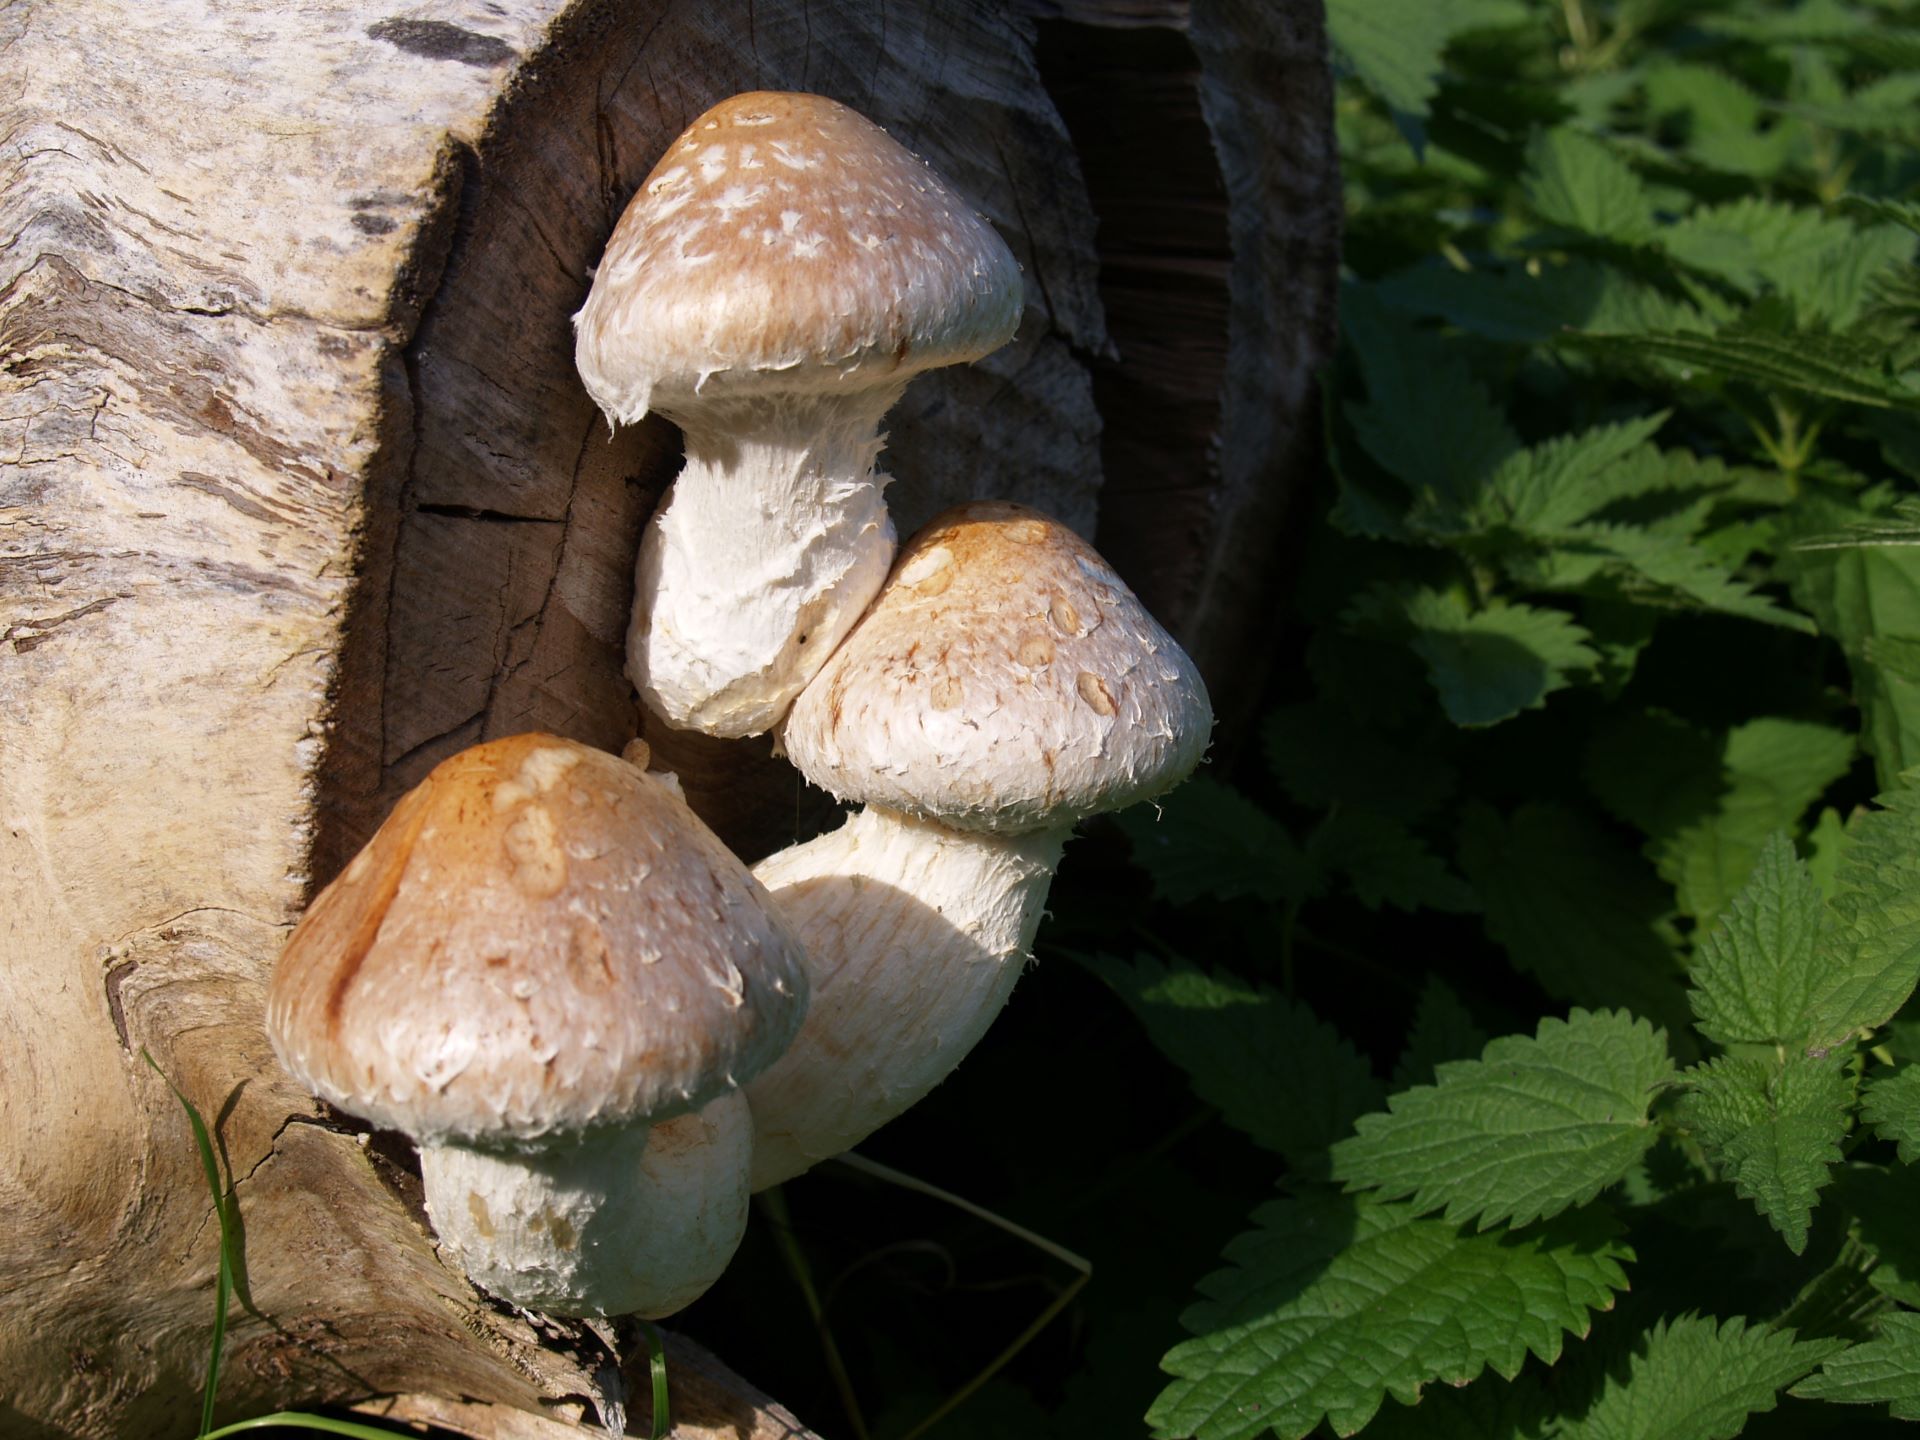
[745,806,1068,1190]
[420,1091,753,1319]
[631,391,905,737]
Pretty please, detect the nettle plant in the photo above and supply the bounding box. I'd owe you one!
[1101,0,1920,1435]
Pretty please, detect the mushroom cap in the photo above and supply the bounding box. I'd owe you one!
[266,734,808,1147]
[573,91,1024,424]
[782,503,1213,834]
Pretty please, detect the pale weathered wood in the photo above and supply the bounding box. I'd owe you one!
[0,0,1336,1432]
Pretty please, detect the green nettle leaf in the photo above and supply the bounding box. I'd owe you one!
[1556,1315,1845,1440]
[1116,777,1304,908]
[1332,1010,1674,1231]
[1803,806,1853,898]
[1340,289,1519,526]
[1810,784,1920,1047]
[1375,257,1707,344]
[1657,198,1913,327]
[1791,1310,1920,1419]
[1324,0,1452,122]
[1358,1371,1553,1440]
[1524,127,1656,245]
[1564,325,1920,409]
[1677,1053,1852,1253]
[1261,703,1456,821]
[1392,975,1489,1090]
[1480,415,1671,533]
[1688,832,1829,1048]
[1550,523,1815,634]
[1861,1065,1920,1163]
[1308,809,1478,914]
[1148,1190,1632,1440]
[1782,495,1920,787]
[1457,803,1692,1035]
[1351,587,1598,727]
[1586,714,1853,929]
[1084,954,1383,1168]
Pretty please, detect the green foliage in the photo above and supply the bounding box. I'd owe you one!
[1791,1310,1920,1419]
[1332,1010,1673,1230]
[1148,1191,1631,1440]
[1115,1,1920,1433]
[1086,953,1382,1168]
[1861,1064,1920,1163]
[1687,833,1830,1046]
[1675,1053,1853,1254]
[1555,1315,1845,1440]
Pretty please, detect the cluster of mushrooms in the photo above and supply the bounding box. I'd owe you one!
[266,93,1211,1322]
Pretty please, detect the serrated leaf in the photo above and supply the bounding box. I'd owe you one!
[1351,587,1598,726]
[1587,714,1852,929]
[1804,806,1852,897]
[1332,1009,1674,1231]
[1341,288,1519,520]
[1393,975,1489,1091]
[1375,257,1707,344]
[1481,414,1671,533]
[1557,1314,1845,1440]
[1261,703,1456,822]
[1358,1371,1554,1440]
[1308,809,1478,914]
[1457,803,1692,1035]
[1117,777,1305,908]
[1551,523,1815,633]
[1782,494,1920,787]
[1564,325,1920,409]
[1844,194,1920,238]
[1324,0,1521,128]
[1658,198,1914,327]
[1148,1190,1632,1440]
[1524,127,1656,244]
[1689,832,1831,1048]
[1861,1065,1920,1164]
[1084,953,1383,1167]
[1677,1052,1852,1253]
[1791,1310,1920,1419]
[1810,784,1920,1046]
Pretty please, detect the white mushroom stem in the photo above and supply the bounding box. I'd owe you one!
[421,1091,753,1319]
[744,806,1068,1191]
[631,391,907,738]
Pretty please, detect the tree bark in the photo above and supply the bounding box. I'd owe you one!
[0,0,1337,1434]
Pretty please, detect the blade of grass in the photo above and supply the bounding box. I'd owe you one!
[142,1049,234,1438]
[757,1186,872,1440]
[638,1320,670,1439]
[202,1415,419,1439]
[829,1152,1093,1440]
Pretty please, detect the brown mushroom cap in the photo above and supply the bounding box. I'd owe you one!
[781,503,1213,833]
[266,734,807,1146]
[573,90,1023,421]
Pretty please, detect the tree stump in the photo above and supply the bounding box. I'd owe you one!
[0,0,1336,1433]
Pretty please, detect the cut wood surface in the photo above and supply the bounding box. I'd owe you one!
[0,0,1336,1433]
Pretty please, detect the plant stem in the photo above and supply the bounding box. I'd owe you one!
[756,1187,871,1440]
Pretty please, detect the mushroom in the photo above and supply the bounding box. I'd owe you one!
[265,734,807,1317]
[743,503,1211,1189]
[573,91,1024,738]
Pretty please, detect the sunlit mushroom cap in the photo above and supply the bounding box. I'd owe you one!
[782,503,1212,833]
[266,735,807,1146]
[573,90,1024,424]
